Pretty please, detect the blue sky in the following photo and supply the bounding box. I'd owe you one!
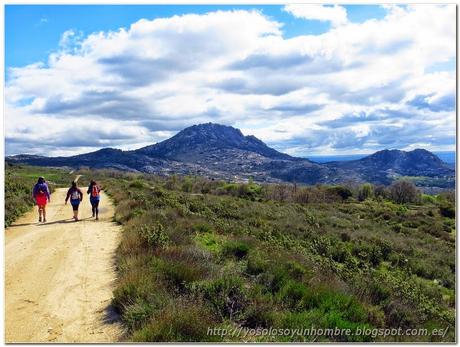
[6,5,387,68]
[5,4,456,156]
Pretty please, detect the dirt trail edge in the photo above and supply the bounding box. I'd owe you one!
[5,186,124,342]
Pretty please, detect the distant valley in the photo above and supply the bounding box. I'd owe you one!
[6,123,455,189]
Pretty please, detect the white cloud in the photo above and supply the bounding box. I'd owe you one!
[5,5,456,157]
[283,4,348,27]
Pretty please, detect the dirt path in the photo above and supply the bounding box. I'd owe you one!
[5,185,124,342]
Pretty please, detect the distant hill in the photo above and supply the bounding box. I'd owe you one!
[325,149,454,185]
[6,123,455,187]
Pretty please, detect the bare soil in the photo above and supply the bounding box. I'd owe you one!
[5,187,123,342]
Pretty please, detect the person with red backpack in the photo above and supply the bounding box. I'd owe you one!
[87,180,101,220]
[65,181,83,221]
[32,176,51,223]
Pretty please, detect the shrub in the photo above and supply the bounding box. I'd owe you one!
[327,186,353,201]
[158,247,210,288]
[277,280,310,310]
[194,276,248,320]
[331,244,351,263]
[438,190,455,204]
[195,232,223,253]
[243,304,275,329]
[193,222,213,233]
[389,180,420,204]
[392,223,403,233]
[420,223,445,239]
[367,281,391,305]
[159,259,207,288]
[421,194,436,204]
[374,185,388,199]
[260,260,308,294]
[384,302,417,329]
[129,180,146,189]
[222,240,250,259]
[122,300,155,331]
[182,177,194,193]
[132,302,219,342]
[246,251,269,275]
[265,184,292,202]
[439,203,455,218]
[358,183,374,201]
[340,232,351,242]
[138,223,169,249]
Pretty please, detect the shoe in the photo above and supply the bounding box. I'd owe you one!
[43,219,47,223]
[96,216,99,220]
[39,217,42,223]
[92,213,95,218]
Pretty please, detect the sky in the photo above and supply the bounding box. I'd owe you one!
[5,4,456,157]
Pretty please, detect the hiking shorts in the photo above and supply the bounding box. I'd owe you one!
[36,195,48,207]
[90,196,100,207]
[70,199,80,211]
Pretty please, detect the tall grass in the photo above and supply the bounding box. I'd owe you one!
[94,171,455,342]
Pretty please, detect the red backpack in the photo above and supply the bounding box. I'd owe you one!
[91,185,99,197]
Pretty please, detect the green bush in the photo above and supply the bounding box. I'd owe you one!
[138,223,169,248]
[129,180,146,189]
[222,240,250,259]
[122,300,155,331]
[358,183,374,201]
[246,251,269,275]
[439,203,455,218]
[194,276,248,320]
[243,305,275,329]
[132,303,219,342]
[277,280,310,310]
[327,186,353,201]
[159,259,207,288]
[421,194,436,204]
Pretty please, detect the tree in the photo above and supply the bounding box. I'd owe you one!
[374,185,388,199]
[389,180,420,204]
[327,186,353,202]
[358,183,374,201]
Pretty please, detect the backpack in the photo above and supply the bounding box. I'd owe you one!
[91,185,99,198]
[71,189,80,200]
[36,183,46,196]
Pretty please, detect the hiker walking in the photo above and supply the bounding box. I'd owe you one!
[65,181,83,221]
[32,176,50,223]
[87,180,101,220]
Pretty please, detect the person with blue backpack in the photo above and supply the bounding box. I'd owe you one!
[32,176,51,223]
[87,180,101,220]
[65,181,83,221]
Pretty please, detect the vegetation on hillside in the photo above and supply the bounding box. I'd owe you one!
[5,165,456,341]
[91,171,454,342]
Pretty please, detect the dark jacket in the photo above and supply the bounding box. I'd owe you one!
[65,187,83,203]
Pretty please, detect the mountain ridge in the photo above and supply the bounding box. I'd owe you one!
[6,123,454,187]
